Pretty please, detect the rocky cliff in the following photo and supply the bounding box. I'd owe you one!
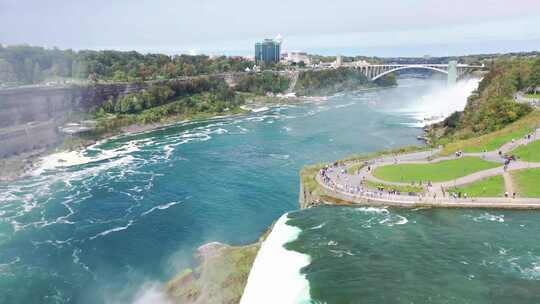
[0,74,252,159]
[0,82,148,158]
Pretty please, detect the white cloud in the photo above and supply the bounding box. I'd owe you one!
[1,0,540,55]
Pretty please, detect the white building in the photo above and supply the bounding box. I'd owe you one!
[283,52,311,65]
[352,59,370,67]
[333,55,343,67]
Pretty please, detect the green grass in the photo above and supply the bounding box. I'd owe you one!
[365,180,424,194]
[300,163,326,196]
[341,145,429,163]
[512,139,540,162]
[511,168,540,198]
[300,146,429,196]
[525,93,540,99]
[373,157,500,183]
[440,110,540,155]
[448,175,505,197]
[461,130,531,153]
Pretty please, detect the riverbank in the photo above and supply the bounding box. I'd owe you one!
[0,94,305,182]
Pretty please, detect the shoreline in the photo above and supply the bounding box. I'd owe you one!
[0,113,241,183]
[0,95,310,183]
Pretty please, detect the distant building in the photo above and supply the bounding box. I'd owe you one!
[353,60,370,67]
[333,55,343,68]
[255,38,282,64]
[283,52,311,65]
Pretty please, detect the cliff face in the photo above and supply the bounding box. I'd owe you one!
[299,177,324,209]
[0,83,147,158]
[298,164,327,209]
[0,74,251,158]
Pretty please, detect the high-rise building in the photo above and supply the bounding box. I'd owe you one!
[255,38,281,64]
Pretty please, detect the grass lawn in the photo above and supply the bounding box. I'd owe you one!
[300,163,326,196]
[512,139,540,162]
[365,180,424,194]
[525,93,540,99]
[461,130,531,153]
[373,157,500,183]
[440,110,540,155]
[511,168,540,198]
[448,175,505,197]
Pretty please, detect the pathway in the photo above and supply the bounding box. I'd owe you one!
[515,92,540,107]
[317,128,540,208]
[503,172,515,196]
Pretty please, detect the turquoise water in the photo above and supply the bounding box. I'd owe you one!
[0,78,480,303]
[287,207,540,304]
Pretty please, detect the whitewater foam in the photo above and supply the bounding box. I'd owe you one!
[380,215,409,226]
[473,213,505,223]
[72,248,92,273]
[356,207,389,214]
[141,201,182,216]
[33,140,142,175]
[309,222,326,230]
[240,213,311,304]
[89,220,135,240]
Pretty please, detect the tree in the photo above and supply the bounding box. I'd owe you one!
[113,70,126,82]
[528,59,540,89]
[138,64,153,81]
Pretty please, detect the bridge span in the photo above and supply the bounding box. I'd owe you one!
[342,61,485,84]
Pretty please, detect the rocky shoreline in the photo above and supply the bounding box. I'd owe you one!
[0,100,281,183]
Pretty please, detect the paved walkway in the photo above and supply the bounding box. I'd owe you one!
[515,92,540,107]
[503,172,515,196]
[317,128,540,208]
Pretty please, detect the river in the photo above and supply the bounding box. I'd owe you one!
[0,77,493,303]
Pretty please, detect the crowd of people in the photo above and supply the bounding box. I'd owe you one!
[317,130,540,201]
[319,163,421,202]
[319,158,521,202]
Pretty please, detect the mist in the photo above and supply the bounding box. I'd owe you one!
[131,282,171,304]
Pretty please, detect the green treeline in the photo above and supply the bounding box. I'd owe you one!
[235,71,290,94]
[96,92,245,131]
[94,78,245,131]
[98,77,234,114]
[0,45,253,85]
[295,67,376,96]
[438,56,540,140]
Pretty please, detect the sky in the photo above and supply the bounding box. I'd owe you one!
[1,0,540,56]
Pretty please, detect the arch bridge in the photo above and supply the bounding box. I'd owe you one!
[345,61,485,84]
